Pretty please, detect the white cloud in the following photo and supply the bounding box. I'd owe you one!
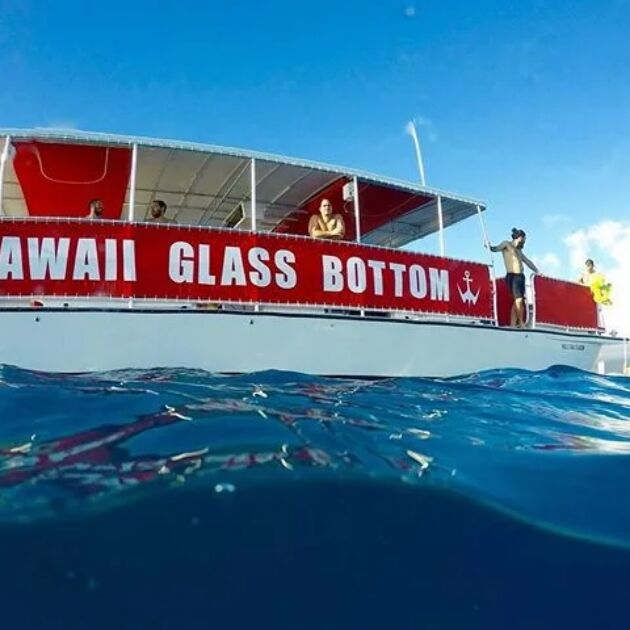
[534,252,561,275]
[564,220,630,336]
[404,5,416,18]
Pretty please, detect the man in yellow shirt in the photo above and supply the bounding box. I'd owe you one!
[578,259,612,305]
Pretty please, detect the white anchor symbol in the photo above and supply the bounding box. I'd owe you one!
[458,270,480,306]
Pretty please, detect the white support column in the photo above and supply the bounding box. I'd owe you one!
[436,195,445,256]
[128,143,138,222]
[127,143,138,310]
[476,203,491,251]
[250,158,257,232]
[353,176,361,243]
[529,273,537,329]
[476,204,498,326]
[0,136,11,217]
[251,158,259,312]
[353,176,364,316]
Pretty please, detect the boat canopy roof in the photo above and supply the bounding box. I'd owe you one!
[0,128,485,247]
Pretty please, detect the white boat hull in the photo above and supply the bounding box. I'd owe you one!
[0,308,621,377]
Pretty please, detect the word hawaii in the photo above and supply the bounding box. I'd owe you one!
[0,237,136,281]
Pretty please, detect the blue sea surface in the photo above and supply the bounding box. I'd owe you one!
[1,365,629,629]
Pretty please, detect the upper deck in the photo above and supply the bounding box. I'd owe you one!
[0,128,484,248]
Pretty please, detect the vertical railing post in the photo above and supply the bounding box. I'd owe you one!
[530,273,537,329]
[128,143,138,222]
[436,195,445,256]
[128,143,138,310]
[353,176,364,316]
[352,176,361,243]
[476,204,498,326]
[0,136,11,217]
[251,158,259,312]
[250,158,257,232]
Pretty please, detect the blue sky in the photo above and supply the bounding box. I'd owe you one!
[1,0,629,328]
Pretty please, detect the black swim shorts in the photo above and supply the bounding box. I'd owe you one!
[505,273,526,299]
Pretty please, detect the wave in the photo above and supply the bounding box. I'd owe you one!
[0,365,628,544]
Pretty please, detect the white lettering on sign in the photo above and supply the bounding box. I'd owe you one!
[221,247,247,286]
[389,263,406,297]
[0,237,24,280]
[409,264,427,299]
[122,240,136,281]
[0,230,463,310]
[429,268,450,301]
[198,245,216,285]
[27,237,70,280]
[347,256,367,294]
[319,255,451,303]
[73,239,100,280]
[367,260,385,295]
[322,255,344,292]
[166,242,297,290]
[274,250,297,289]
[248,247,271,288]
[0,237,137,283]
[105,239,117,281]
[169,241,195,283]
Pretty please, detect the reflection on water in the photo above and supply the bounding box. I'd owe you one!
[0,406,340,503]
[0,365,629,546]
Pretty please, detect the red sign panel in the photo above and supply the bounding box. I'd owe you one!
[495,275,529,327]
[12,141,131,219]
[533,275,598,330]
[0,219,494,318]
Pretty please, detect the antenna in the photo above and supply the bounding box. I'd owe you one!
[405,119,426,187]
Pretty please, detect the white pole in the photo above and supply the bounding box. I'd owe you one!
[129,143,138,222]
[251,158,259,312]
[250,158,257,232]
[405,120,426,187]
[0,136,11,217]
[353,176,361,243]
[476,204,492,251]
[530,273,537,329]
[476,204,498,326]
[436,195,445,256]
[127,143,138,310]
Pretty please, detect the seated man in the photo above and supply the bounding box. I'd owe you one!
[308,199,345,239]
[148,199,176,224]
[86,198,104,219]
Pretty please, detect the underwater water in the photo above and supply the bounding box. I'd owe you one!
[0,365,629,629]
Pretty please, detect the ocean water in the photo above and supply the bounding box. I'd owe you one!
[1,365,629,629]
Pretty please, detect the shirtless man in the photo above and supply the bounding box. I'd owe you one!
[308,199,345,240]
[489,228,539,328]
